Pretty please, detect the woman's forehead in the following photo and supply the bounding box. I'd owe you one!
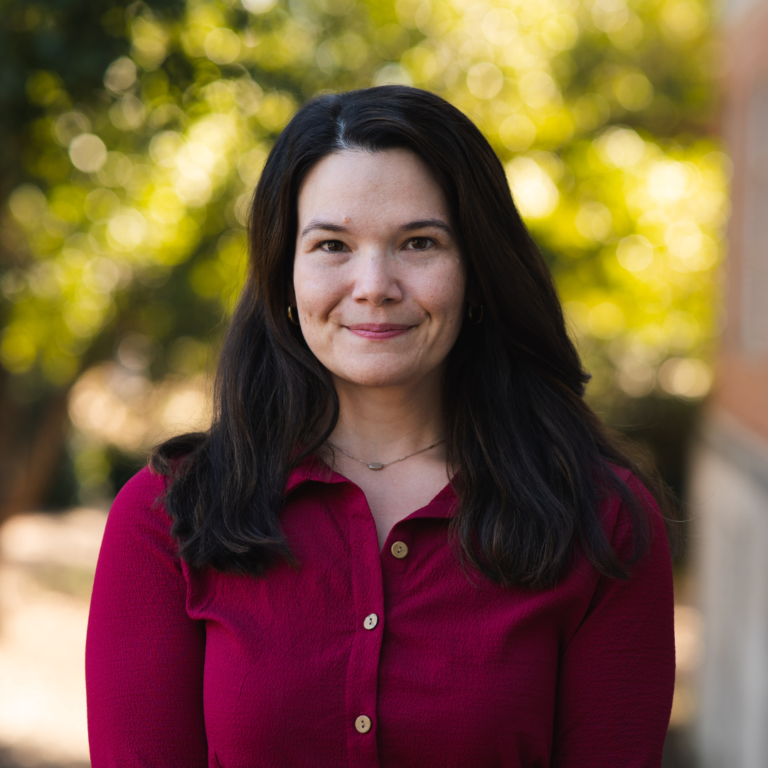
[296,148,450,230]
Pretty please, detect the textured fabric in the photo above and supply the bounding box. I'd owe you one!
[86,456,675,768]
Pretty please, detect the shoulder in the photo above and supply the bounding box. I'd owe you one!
[600,463,670,571]
[103,466,176,553]
[563,465,674,641]
[113,465,169,511]
[110,466,169,524]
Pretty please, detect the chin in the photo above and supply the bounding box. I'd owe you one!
[332,364,420,389]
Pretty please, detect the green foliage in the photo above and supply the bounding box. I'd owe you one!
[0,0,728,494]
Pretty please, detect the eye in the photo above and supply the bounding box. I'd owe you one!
[406,237,434,250]
[319,240,347,252]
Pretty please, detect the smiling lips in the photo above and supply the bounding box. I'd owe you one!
[347,323,413,339]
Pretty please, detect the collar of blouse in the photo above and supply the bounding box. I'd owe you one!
[284,452,458,521]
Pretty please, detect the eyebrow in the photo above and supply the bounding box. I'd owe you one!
[299,218,452,239]
[400,219,452,235]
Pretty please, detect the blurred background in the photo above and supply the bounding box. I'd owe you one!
[0,0,764,765]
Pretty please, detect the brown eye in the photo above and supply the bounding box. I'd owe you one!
[321,240,346,252]
[408,237,432,250]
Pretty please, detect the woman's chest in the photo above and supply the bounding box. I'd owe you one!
[194,521,586,768]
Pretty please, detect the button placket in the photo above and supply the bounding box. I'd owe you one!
[342,485,384,766]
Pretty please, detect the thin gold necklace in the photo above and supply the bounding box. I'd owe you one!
[327,438,446,471]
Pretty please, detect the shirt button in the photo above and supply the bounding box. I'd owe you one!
[391,541,409,559]
[363,613,378,630]
[355,715,372,733]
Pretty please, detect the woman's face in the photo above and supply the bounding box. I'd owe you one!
[292,148,467,390]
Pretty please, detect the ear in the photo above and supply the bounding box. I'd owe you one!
[465,285,480,307]
[287,282,296,305]
[464,271,481,307]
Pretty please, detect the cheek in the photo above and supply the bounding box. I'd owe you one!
[423,262,466,326]
[293,263,343,320]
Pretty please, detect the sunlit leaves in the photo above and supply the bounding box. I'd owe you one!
[1,0,725,431]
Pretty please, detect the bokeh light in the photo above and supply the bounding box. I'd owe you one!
[0,0,727,489]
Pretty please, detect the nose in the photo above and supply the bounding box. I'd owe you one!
[350,250,403,306]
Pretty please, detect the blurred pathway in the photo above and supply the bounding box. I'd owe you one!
[0,509,105,767]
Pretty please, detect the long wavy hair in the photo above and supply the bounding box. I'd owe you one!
[151,85,673,588]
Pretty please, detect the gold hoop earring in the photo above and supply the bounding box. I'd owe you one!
[287,305,300,326]
[467,304,484,325]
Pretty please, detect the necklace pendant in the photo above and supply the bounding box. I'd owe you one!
[366,462,385,470]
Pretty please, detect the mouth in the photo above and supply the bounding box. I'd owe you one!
[346,323,413,339]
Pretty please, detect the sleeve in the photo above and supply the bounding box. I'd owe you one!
[85,467,208,767]
[550,474,676,768]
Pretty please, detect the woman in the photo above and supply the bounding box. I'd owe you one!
[86,86,676,767]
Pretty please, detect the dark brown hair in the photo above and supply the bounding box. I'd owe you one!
[151,85,673,588]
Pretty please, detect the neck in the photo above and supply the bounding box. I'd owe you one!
[327,371,445,461]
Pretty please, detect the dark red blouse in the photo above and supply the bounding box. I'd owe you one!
[86,456,675,768]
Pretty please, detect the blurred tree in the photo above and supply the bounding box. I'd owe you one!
[0,0,728,512]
